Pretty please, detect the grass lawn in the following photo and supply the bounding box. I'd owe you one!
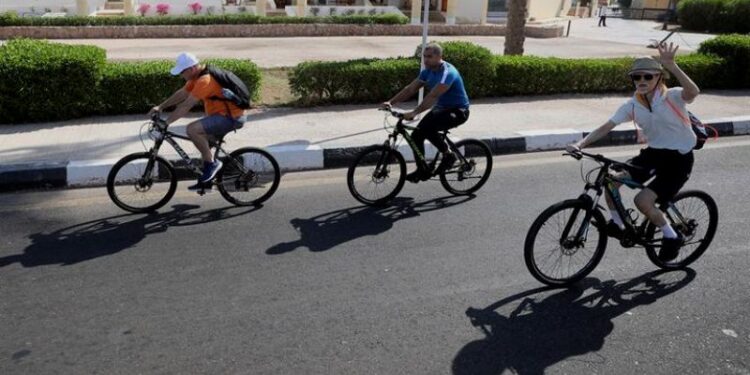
[258,67,296,107]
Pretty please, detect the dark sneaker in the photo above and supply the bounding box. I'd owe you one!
[199,160,223,183]
[659,236,684,262]
[436,152,457,174]
[188,181,213,193]
[406,169,429,184]
[605,221,625,240]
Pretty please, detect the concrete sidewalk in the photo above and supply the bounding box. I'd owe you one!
[55,19,715,66]
[1,90,749,190]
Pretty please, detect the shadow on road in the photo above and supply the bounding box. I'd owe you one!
[0,203,260,268]
[452,269,696,375]
[266,195,475,254]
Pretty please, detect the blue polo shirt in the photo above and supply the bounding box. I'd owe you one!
[418,61,470,109]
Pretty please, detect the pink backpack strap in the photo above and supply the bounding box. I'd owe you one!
[664,97,691,127]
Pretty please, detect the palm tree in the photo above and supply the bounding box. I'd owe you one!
[504,0,529,55]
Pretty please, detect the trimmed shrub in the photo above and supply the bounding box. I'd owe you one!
[698,34,750,87]
[0,39,106,124]
[289,51,733,106]
[0,13,408,27]
[436,41,495,98]
[493,56,633,96]
[97,59,262,115]
[677,0,726,32]
[289,58,419,105]
[0,40,262,123]
[672,53,730,88]
[492,54,730,97]
[677,0,750,33]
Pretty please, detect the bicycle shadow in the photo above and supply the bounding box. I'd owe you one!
[0,203,260,268]
[452,269,697,375]
[266,195,475,255]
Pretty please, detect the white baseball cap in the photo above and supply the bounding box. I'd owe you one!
[170,52,200,76]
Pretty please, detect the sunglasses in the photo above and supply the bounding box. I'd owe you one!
[630,73,659,82]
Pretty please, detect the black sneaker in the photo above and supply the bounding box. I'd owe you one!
[605,221,625,240]
[659,235,684,262]
[436,152,457,174]
[406,170,429,184]
[188,181,213,193]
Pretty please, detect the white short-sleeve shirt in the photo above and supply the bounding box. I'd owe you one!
[609,87,697,154]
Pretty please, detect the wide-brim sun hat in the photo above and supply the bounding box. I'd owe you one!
[629,56,663,74]
[170,52,200,76]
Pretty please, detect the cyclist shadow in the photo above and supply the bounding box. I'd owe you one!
[0,203,260,268]
[266,195,475,255]
[452,269,697,375]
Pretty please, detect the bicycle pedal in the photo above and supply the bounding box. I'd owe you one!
[197,187,214,196]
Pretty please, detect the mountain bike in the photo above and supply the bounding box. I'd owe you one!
[347,109,493,206]
[524,149,718,286]
[107,114,280,213]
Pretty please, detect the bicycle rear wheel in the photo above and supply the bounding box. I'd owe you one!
[347,145,406,206]
[217,147,281,207]
[440,139,493,195]
[106,153,177,213]
[644,190,718,269]
[524,199,608,286]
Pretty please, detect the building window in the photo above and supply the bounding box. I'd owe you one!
[488,0,507,13]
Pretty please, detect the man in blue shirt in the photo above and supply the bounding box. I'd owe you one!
[382,43,471,183]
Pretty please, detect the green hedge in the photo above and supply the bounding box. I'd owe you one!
[433,41,495,98]
[492,54,729,96]
[289,52,733,106]
[0,13,408,27]
[290,58,419,105]
[290,41,497,105]
[671,53,730,88]
[0,39,262,124]
[677,0,750,33]
[0,39,106,124]
[698,34,750,87]
[492,56,633,96]
[98,59,262,115]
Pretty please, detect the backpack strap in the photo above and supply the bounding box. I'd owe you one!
[663,97,691,127]
[665,96,719,143]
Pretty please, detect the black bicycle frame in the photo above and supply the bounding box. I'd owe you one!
[142,124,243,181]
[565,162,685,248]
[385,118,468,174]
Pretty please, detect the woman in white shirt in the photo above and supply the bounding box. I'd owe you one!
[567,43,701,262]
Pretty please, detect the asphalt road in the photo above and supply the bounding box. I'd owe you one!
[2,139,749,374]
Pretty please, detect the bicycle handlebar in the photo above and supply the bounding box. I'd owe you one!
[378,107,405,119]
[150,113,168,129]
[564,149,644,172]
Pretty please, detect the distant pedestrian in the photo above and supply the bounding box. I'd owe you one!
[598,6,608,27]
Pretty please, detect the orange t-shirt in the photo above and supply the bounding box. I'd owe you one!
[184,74,244,118]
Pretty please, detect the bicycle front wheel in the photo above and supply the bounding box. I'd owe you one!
[347,145,406,206]
[217,147,281,207]
[106,153,177,213]
[524,199,608,286]
[645,190,719,269]
[440,139,493,195]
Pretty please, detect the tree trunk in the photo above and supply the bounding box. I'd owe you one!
[504,0,529,56]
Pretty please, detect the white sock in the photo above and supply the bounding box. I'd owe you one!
[661,223,678,239]
[610,210,625,229]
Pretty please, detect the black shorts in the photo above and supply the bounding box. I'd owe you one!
[417,107,470,132]
[627,147,694,205]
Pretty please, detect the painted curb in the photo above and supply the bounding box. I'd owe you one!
[1,116,749,192]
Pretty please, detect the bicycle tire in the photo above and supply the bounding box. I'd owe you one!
[107,153,177,213]
[524,199,609,286]
[347,145,406,206]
